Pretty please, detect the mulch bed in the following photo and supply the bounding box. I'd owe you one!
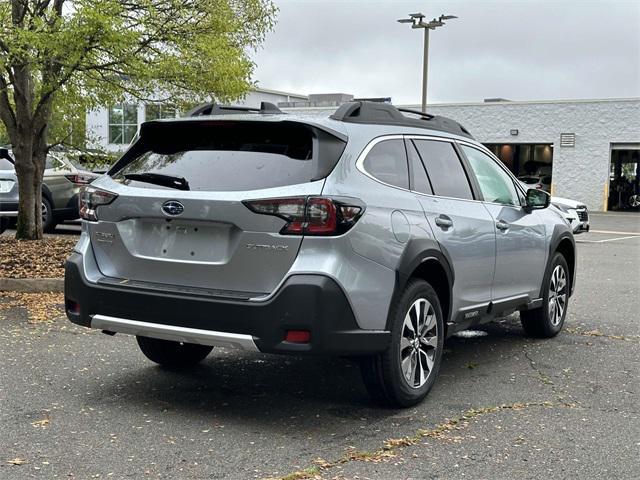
[0,237,76,278]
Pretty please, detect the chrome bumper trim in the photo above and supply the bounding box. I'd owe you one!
[0,211,18,217]
[90,314,259,351]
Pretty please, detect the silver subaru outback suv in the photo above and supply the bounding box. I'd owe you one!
[65,101,575,407]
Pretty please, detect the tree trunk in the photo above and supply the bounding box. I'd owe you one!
[13,128,47,240]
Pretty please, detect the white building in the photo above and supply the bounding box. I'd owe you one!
[85,87,308,153]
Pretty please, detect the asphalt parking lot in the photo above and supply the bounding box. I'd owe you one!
[1,213,639,479]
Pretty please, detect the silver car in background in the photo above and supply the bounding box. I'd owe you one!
[65,101,576,407]
[0,148,98,233]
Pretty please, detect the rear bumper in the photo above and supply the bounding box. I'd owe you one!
[64,252,390,355]
[0,201,18,217]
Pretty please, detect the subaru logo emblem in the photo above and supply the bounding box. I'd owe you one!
[162,200,184,216]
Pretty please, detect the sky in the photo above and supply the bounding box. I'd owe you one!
[251,0,640,104]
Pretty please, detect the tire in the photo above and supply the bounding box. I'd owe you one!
[0,217,7,234]
[136,336,213,368]
[521,252,570,338]
[42,197,56,233]
[360,279,445,407]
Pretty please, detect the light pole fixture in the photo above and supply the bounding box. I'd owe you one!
[397,13,458,113]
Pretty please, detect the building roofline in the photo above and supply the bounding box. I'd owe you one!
[400,97,640,108]
[252,86,308,100]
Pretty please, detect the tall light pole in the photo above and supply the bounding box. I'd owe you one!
[398,13,457,113]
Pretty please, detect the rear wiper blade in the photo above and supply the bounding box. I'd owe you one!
[123,172,190,191]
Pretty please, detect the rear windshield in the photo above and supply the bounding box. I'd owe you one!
[111,121,345,192]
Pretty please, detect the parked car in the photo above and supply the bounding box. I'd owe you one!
[516,181,589,234]
[518,174,552,192]
[64,102,575,407]
[0,148,98,233]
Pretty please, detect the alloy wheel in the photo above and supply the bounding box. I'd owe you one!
[400,298,438,389]
[548,265,567,326]
[41,201,49,224]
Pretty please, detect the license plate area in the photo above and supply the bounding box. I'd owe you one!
[116,218,238,264]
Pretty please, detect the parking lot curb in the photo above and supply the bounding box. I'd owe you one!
[0,277,64,293]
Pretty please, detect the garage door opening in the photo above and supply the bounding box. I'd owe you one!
[485,143,553,192]
[608,144,640,211]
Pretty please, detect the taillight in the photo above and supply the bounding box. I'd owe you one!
[65,173,98,185]
[79,187,118,221]
[243,196,364,236]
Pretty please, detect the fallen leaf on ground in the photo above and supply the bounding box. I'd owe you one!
[31,418,50,428]
[0,292,64,323]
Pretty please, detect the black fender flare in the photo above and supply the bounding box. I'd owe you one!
[41,183,54,206]
[541,225,576,298]
[386,238,454,329]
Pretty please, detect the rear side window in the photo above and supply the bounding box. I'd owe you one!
[111,121,346,192]
[413,140,474,200]
[362,139,409,189]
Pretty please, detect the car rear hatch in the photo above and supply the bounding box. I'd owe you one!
[86,118,347,298]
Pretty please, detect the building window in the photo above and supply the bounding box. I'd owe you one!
[109,104,138,144]
[145,104,177,121]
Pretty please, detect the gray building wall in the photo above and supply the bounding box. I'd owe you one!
[407,98,640,210]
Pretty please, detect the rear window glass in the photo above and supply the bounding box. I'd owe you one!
[111,121,344,192]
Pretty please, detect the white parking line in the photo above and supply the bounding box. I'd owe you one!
[589,230,640,236]
[577,235,640,244]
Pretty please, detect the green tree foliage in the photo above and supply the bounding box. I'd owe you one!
[0,0,276,239]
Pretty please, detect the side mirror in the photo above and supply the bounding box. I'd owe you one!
[526,188,550,210]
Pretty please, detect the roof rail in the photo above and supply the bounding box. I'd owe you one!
[185,101,283,117]
[330,101,473,139]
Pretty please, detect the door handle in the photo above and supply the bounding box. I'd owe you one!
[496,220,509,231]
[434,216,453,228]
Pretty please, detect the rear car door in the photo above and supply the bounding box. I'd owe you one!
[87,119,346,297]
[459,144,547,303]
[410,137,496,320]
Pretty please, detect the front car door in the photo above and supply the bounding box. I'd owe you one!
[410,137,496,323]
[459,144,547,308]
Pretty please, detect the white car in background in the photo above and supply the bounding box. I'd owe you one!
[551,196,590,234]
[517,181,589,234]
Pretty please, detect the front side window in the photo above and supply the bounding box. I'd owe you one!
[413,140,473,200]
[462,145,520,206]
[109,104,138,144]
[362,139,409,189]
